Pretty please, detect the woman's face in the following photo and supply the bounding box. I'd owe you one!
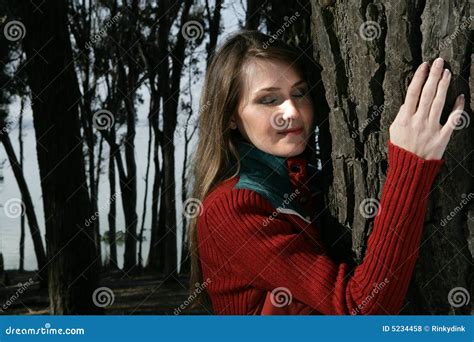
[232,58,314,158]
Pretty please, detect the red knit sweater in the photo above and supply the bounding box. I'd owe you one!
[197,140,444,315]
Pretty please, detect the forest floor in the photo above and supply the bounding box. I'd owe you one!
[0,270,210,315]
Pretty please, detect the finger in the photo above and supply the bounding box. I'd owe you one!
[415,57,445,118]
[440,94,465,138]
[429,68,451,127]
[403,62,429,115]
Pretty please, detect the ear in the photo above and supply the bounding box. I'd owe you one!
[229,116,237,129]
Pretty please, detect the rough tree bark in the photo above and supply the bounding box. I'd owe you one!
[310,0,473,314]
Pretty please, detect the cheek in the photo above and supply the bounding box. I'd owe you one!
[302,104,314,130]
[245,108,274,130]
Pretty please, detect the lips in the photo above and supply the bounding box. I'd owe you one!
[278,127,303,135]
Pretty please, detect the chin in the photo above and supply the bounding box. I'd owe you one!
[274,142,307,158]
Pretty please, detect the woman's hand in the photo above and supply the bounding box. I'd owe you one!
[389,57,465,160]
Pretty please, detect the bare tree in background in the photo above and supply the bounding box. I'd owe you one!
[0,7,47,285]
[21,0,101,314]
[69,0,103,265]
[145,0,193,284]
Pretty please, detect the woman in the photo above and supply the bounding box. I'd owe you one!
[187,30,465,315]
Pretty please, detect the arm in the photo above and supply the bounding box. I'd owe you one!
[203,140,443,314]
[203,56,463,315]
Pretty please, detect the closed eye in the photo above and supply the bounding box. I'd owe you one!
[292,88,309,98]
[259,95,280,105]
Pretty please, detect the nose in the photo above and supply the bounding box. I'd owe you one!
[281,99,301,121]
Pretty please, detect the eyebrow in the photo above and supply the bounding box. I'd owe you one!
[255,80,307,93]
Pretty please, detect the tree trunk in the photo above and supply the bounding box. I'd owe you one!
[107,125,118,269]
[178,0,223,276]
[146,102,162,272]
[117,58,139,273]
[138,119,153,269]
[0,132,47,276]
[310,0,473,314]
[18,98,25,272]
[21,0,101,314]
[245,0,261,30]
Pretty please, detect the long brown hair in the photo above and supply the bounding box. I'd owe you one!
[186,30,310,312]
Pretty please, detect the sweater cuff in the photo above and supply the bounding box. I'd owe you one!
[387,139,444,180]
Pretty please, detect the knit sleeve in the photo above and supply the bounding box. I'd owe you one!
[202,140,444,315]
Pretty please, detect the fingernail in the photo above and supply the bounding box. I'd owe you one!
[444,69,451,77]
[419,62,428,71]
[435,57,444,67]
